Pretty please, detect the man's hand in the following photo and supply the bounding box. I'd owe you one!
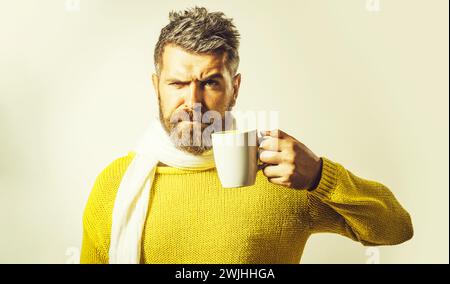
[258,129,323,190]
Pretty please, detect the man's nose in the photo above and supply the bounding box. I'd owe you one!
[184,81,203,108]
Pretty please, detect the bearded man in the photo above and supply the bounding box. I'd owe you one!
[80,7,413,264]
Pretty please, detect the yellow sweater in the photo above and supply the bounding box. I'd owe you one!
[80,152,413,264]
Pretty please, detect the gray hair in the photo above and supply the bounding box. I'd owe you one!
[154,6,240,76]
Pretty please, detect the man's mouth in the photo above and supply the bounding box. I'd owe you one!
[174,120,209,126]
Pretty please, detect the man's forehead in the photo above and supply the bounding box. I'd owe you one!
[161,44,227,79]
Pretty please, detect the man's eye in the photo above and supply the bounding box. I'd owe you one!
[204,80,219,87]
[169,82,185,87]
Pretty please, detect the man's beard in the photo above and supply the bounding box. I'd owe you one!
[158,98,234,155]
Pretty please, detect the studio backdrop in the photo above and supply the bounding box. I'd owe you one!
[0,0,448,263]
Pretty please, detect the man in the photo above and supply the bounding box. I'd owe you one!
[80,6,413,264]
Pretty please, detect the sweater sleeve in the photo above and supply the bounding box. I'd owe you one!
[80,153,135,264]
[80,219,108,264]
[307,157,414,246]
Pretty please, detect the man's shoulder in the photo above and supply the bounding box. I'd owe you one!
[98,151,135,184]
[89,151,136,201]
[82,152,136,229]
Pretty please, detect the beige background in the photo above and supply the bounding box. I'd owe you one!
[0,0,448,263]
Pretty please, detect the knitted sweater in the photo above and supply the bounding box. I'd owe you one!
[80,152,413,263]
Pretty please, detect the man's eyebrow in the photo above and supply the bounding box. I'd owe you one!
[165,73,224,83]
[165,77,189,83]
[199,73,224,82]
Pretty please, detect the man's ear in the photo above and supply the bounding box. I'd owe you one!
[230,73,241,108]
[152,73,159,96]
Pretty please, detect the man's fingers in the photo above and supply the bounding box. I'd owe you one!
[262,164,283,177]
[259,150,283,165]
[258,137,281,151]
[260,129,285,138]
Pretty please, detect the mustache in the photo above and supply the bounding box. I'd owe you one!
[170,105,211,124]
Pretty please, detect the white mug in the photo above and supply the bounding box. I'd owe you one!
[211,129,261,188]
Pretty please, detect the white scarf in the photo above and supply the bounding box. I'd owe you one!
[108,116,216,264]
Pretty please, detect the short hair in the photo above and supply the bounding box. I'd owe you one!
[154,6,240,76]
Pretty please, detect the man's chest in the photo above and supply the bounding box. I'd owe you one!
[139,170,311,263]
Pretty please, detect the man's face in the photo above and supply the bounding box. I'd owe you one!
[152,44,241,155]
